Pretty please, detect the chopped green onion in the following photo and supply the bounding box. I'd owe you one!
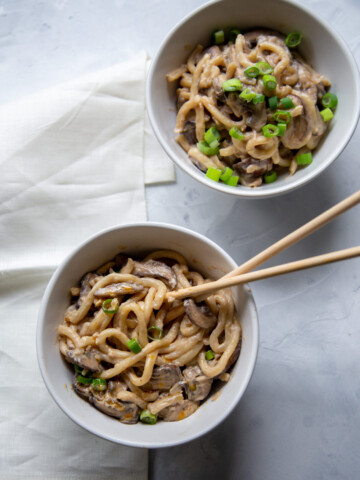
[140,409,157,425]
[102,298,119,314]
[321,92,338,109]
[264,170,278,183]
[127,338,142,354]
[74,364,83,374]
[206,166,222,182]
[255,61,273,75]
[285,32,303,48]
[239,88,256,102]
[228,27,241,43]
[280,97,295,109]
[263,74,277,90]
[262,124,279,138]
[224,175,239,186]
[204,126,221,148]
[77,375,92,385]
[253,93,265,105]
[205,349,215,360]
[222,78,242,92]
[147,326,163,341]
[277,123,287,136]
[244,66,260,78]
[92,378,107,392]
[220,167,233,182]
[229,126,244,140]
[268,96,278,110]
[197,141,219,156]
[212,29,225,44]
[296,152,313,165]
[320,107,334,122]
[273,110,292,124]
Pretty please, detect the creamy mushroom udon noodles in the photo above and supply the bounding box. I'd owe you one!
[58,250,241,424]
[167,28,337,187]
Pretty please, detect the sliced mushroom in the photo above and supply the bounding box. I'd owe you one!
[182,365,213,402]
[143,364,182,391]
[90,395,139,424]
[184,298,217,329]
[244,102,267,131]
[72,375,92,400]
[159,398,199,422]
[183,121,197,145]
[94,282,144,298]
[66,349,102,373]
[132,259,177,289]
[226,92,246,118]
[77,272,99,306]
[233,157,272,178]
[281,95,312,150]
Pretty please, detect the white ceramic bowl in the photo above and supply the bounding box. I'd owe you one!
[37,223,258,448]
[147,0,360,198]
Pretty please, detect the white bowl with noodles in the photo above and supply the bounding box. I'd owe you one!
[146,0,360,198]
[36,223,258,449]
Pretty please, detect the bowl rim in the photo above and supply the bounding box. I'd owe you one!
[146,0,360,199]
[36,221,259,448]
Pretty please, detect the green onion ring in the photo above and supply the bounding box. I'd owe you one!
[102,298,119,314]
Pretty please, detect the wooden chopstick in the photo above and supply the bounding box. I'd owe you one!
[167,246,360,301]
[223,190,360,279]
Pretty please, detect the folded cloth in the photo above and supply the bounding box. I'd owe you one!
[0,51,174,479]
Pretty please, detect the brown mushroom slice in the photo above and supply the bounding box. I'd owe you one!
[90,396,139,424]
[77,272,99,306]
[158,399,199,422]
[182,365,213,402]
[132,259,177,289]
[233,157,272,179]
[244,102,267,131]
[66,349,102,373]
[184,299,217,329]
[94,282,144,298]
[143,364,182,391]
[72,375,92,400]
[281,95,312,150]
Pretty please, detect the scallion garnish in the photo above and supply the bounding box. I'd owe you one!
[320,108,334,122]
[263,74,277,90]
[77,375,92,385]
[273,110,292,124]
[264,171,278,183]
[205,349,215,361]
[127,338,142,354]
[229,126,244,140]
[220,167,233,182]
[255,61,273,75]
[102,298,119,314]
[268,96,278,110]
[239,88,256,102]
[204,126,221,148]
[212,29,225,44]
[277,123,287,137]
[321,92,338,109]
[262,124,279,138]
[197,140,219,156]
[296,152,313,165]
[147,326,163,341]
[140,409,157,425]
[244,66,260,78]
[92,378,107,392]
[222,78,242,92]
[206,166,222,182]
[285,32,303,48]
[228,27,241,43]
[74,364,83,374]
[224,175,239,186]
[280,97,295,109]
[253,93,265,105]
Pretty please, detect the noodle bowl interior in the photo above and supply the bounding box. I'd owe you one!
[58,250,241,424]
[167,28,336,187]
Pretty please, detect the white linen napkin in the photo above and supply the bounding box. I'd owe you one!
[0,51,174,479]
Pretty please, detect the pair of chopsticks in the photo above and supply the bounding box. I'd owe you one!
[167,190,360,301]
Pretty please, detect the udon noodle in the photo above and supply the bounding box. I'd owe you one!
[58,250,241,424]
[167,29,334,187]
